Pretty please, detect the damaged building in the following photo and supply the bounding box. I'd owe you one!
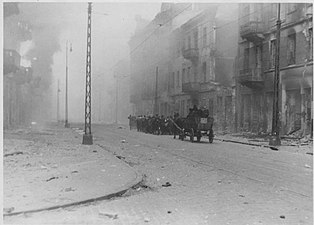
[237,3,313,137]
[3,3,34,129]
[129,3,238,132]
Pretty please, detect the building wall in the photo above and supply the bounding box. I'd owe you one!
[237,3,313,136]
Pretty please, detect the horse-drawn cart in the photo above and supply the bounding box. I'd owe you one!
[173,115,214,143]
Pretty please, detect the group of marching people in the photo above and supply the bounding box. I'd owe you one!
[128,105,210,137]
[128,114,174,135]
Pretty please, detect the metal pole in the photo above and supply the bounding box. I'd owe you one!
[65,41,69,128]
[83,2,93,145]
[57,79,60,123]
[270,3,281,146]
[154,67,158,115]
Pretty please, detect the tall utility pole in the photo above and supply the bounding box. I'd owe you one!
[83,2,93,145]
[270,3,281,146]
[65,40,72,128]
[57,79,60,122]
[154,67,158,115]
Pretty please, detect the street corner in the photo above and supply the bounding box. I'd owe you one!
[3,144,142,217]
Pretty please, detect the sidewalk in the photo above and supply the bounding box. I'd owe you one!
[3,123,142,216]
[214,132,313,155]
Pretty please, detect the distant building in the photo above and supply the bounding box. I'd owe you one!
[237,3,313,136]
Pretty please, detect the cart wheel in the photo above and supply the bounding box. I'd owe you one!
[190,129,194,142]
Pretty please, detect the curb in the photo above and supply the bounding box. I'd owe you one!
[4,165,143,217]
[215,138,279,150]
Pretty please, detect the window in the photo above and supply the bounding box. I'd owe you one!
[203,27,207,46]
[270,39,276,68]
[194,31,198,48]
[177,71,180,87]
[182,68,186,83]
[243,48,250,70]
[202,62,207,82]
[187,67,191,82]
[188,36,191,49]
[287,33,296,65]
[172,72,175,88]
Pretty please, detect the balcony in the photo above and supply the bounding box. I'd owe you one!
[238,68,263,89]
[182,48,199,61]
[240,21,265,43]
[182,82,200,93]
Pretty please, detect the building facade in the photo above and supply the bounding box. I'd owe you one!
[129,3,238,132]
[237,3,313,136]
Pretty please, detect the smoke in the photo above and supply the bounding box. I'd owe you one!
[4,2,161,123]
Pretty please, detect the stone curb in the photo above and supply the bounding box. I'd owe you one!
[4,158,143,217]
[214,138,279,150]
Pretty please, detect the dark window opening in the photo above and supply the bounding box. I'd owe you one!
[287,33,296,65]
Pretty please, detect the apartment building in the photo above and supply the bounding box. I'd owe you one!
[129,3,239,131]
[237,3,313,136]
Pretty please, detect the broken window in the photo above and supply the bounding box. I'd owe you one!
[287,33,296,65]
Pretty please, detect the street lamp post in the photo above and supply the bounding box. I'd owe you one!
[65,40,72,128]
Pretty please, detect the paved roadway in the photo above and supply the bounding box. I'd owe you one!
[5,124,313,225]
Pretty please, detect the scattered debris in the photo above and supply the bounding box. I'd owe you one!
[46,176,59,182]
[167,211,172,214]
[306,152,313,156]
[51,164,58,168]
[218,180,222,184]
[269,146,279,151]
[239,194,245,197]
[4,207,15,214]
[93,150,97,153]
[162,182,171,187]
[144,217,150,222]
[71,170,79,174]
[64,187,76,192]
[118,126,123,129]
[99,212,118,219]
[304,164,311,169]
[40,166,48,170]
[4,151,24,157]
[243,202,249,204]
[280,215,285,219]
[121,140,126,143]
[116,155,126,160]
